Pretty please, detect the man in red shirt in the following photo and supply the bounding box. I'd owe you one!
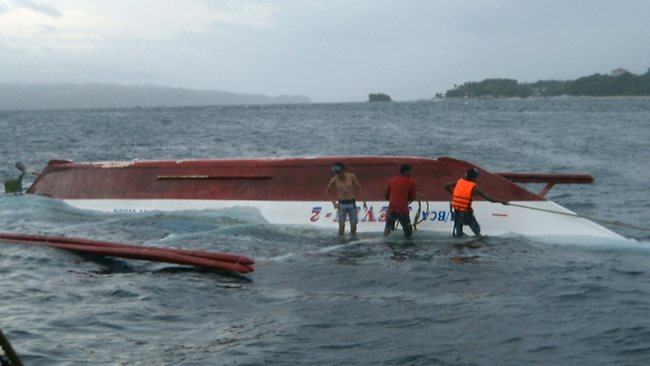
[384,164,417,239]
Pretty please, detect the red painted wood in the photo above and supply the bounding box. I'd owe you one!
[0,233,253,265]
[495,172,593,184]
[0,233,254,273]
[27,156,552,202]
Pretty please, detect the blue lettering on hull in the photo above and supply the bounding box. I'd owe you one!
[310,205,454,223]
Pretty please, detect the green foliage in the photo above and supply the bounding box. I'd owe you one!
[368,93,392,102]
[445,79,534,98]
[446,69,650,98]
[4,179,22,194]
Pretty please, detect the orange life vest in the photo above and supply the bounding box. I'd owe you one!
[452,178,476,212]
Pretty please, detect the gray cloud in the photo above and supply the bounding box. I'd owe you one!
[15,0,62,18]
[0,0,649,102]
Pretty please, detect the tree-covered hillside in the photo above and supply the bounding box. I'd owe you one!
[445,68,650,98]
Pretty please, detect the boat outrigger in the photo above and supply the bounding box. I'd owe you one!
[0,232,254,273]
[21,156,625,240]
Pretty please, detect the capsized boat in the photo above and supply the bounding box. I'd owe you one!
[25,156,625,240]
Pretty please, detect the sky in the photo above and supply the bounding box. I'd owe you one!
[0,0,649,103]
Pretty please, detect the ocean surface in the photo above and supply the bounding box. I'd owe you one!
[1,98,649,365]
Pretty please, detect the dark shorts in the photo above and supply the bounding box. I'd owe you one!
[452,210,481,237]
[337,199,358,224]
[385,212,413,238]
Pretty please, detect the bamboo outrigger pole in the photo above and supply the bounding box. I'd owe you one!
[0,326,23,366]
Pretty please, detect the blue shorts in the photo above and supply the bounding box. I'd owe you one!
[337,200,358,224]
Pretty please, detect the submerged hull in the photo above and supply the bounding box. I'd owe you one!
[26,156,625,240]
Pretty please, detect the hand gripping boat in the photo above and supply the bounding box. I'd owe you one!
[25,156,625,240]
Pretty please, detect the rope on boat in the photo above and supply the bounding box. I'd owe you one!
[507,203,650,232]
[412,192,429,231]
[0,326,23,366]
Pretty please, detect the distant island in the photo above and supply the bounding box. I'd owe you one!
[0,83,311,111]
[443,68,650,98]
[368,93,392,102]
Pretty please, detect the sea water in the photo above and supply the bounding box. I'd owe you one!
[0,98,649,365]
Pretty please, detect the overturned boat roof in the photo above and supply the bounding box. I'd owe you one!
[25,156,625,240]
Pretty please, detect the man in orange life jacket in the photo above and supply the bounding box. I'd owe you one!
[443,167,508,237]
[384,164,417,239]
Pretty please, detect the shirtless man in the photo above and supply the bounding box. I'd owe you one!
[324,162,368,237]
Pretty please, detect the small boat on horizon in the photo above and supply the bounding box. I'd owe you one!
[18,156,626,241]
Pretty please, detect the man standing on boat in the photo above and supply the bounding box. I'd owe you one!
[443,168,508,237]
[325,162,368,238]
[384,164,417,239]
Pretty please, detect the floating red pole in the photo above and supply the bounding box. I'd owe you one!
[0,232,254,274]
[0,233,254,265]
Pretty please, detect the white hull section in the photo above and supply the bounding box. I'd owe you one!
[60,198,625,241]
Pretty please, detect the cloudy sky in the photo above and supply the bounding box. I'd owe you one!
[1,0,648,102]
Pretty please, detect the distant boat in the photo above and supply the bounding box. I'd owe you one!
[24,156,625,240]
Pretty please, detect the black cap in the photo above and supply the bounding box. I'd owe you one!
[331,162,345,173]
[466,168,479,179]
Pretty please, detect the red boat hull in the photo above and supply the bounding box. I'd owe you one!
[24,156,624,239]
[27,156,541,202]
